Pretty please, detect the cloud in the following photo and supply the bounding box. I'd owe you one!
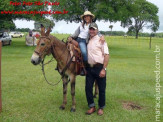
[53,21,79,34]
[14,20,35,29]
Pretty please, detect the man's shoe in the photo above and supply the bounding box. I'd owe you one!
[85,107,96,115]
[97,109,104,116]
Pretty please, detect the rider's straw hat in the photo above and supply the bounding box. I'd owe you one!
[81,11,95,20]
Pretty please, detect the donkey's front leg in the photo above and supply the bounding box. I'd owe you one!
[59,75,69,110]
[70,74,76,112]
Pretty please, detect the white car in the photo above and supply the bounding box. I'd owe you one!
[0,32,12,45]
[9,32,24,38]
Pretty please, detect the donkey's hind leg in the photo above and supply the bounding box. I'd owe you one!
[94,80,98,98]
[70,74,76,112]
[59,75,69,110]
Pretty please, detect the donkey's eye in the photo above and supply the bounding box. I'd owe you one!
[41,43,45,46]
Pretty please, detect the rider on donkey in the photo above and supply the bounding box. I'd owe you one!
[68,11,105,69]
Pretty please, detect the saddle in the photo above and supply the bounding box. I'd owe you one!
[67,39,86,75]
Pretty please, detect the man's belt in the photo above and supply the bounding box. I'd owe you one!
[88,63,103,68]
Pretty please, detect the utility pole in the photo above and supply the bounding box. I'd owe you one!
[0,41,2,112]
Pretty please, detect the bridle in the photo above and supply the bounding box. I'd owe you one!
[34,36,52,58]
[34,36,67,61]
[34,36,72,86]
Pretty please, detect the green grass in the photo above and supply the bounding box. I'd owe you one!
[0,35,163,122]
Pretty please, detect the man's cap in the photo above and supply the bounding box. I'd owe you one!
[89,23,98,30]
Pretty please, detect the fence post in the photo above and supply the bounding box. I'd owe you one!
[0,41,2,112]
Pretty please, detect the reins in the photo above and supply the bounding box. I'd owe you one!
[39,37,73,86]
[41,58,62,86]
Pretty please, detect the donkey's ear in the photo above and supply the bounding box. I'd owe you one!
[41,24,45,36]
[45,26,51,36]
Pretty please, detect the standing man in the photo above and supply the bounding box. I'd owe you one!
[85,23,109,116]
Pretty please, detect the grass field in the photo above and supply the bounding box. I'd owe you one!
[0,34,162,122]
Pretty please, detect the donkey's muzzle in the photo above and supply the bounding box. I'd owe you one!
[31,59,37,65]
[31,53,41,65]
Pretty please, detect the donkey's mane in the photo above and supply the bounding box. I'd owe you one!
[49,34,66,48]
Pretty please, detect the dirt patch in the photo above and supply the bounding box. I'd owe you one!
[122,101,142,110]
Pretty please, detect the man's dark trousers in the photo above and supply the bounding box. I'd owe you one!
[85,64,106,109]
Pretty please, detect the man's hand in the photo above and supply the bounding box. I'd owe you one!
[100,35,105,44]
[99,69,106,78]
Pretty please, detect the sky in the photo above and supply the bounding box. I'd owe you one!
[14,0,163,34]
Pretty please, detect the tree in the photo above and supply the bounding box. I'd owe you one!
[0,0,49,30]
[14,28,30,32]
[109,25,113,36]
[121,0,159,39]
[0,19,16,31]
[0,0,49,20]
[51,0,134,23]
[34,18,55,31]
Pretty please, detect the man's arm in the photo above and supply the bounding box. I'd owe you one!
[99,54,109,78]
[103,54,109,69]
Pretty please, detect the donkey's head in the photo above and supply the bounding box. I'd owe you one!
[31,24,52,65]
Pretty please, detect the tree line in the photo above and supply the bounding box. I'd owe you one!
[10,28,163,38]
[100,31,163,38]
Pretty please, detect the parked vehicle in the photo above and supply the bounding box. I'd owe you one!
[9,32,24,38]
[0,31,12,46]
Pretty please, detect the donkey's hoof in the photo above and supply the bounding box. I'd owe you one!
[70,108,76,112]
[59,106,65,110]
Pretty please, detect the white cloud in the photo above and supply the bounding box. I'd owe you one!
[14,20,35,29]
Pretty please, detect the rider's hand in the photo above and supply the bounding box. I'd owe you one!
[100,36,105,44]
[68,37,72,41]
